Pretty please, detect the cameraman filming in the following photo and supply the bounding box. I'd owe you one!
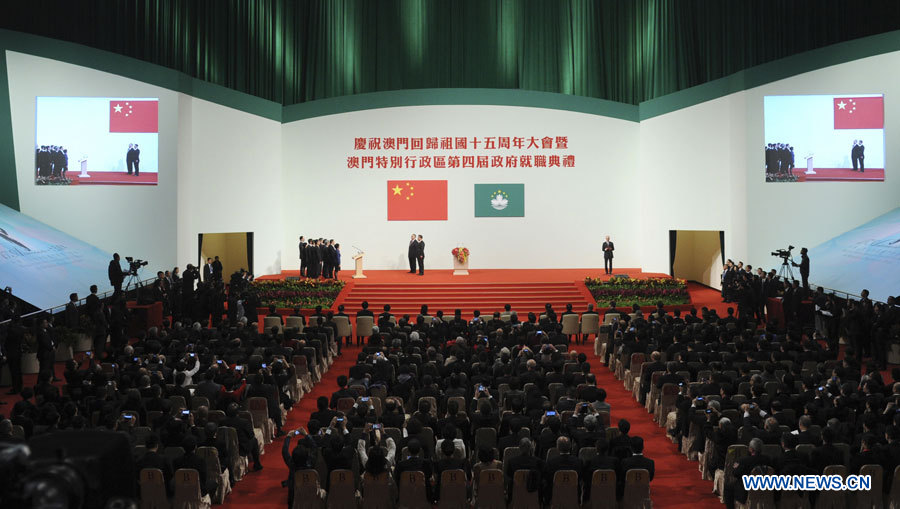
[108,253,126,294]
[791,247,810,289]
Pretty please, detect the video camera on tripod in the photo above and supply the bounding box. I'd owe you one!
[124,256,147,276]
[770,245,794,260]
[770,245,795,280]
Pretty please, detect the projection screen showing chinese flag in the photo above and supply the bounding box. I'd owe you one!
[35,97,159,186]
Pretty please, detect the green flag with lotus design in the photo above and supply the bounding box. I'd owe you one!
[474,183,525,217]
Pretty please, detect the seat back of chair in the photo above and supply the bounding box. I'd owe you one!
[474,469,505,509]
[855,464,883,507]
[264,316,283,333]
[590,469,616,509]
[285,316,305,332]
[362,471,393,509]
[333,316,352,337]
[630,353,645,373]
[833,443,851,466]
[164,446,185,463]
[622,469,651,508]
[293,470,322,509]
[437,469,467,509]
[581,314,600,334]
[247,396,270,426]
[139,467,168,509]
[326,469,356,508]
[336,397,356,413]
[511,469,541,509]
[561,314,579,334]
[398,470,429,508]
[356,316,374,337]
[579,447,598,464]
[724,445,748,484]
[191,396,210,411]
[550,470,579,509]
[196,447,222,481]
[173,468,201,507]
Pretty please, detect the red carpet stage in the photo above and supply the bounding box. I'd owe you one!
[256,268,733,323]
[791,167,884,182]
[67,171,158,185]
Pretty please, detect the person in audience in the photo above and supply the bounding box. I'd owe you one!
[135,434,174,496]
[618,436,654,498]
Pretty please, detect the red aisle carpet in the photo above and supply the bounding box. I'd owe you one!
[593,352,722,508]
[220,346,360,509]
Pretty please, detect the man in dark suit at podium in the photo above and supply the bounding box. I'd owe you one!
[109,253,125,294]
[602,236,615,275]
[416,235,425,275]
[408,234,418,273]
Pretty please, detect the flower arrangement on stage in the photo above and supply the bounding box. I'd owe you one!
[252,278,346,308]
[584,276,690,306]
[452,247,470,264]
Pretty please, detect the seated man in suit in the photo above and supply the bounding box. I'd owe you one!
[504,437,544,502]
[174,435,211,497]
[618,436,654,499]
[394,438,434,502]
[135,434,174,496]
[729,438,773,508]
[544,435,582,503]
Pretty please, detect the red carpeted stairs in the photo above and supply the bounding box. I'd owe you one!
[340,281,594,318]
[219,346,360,509]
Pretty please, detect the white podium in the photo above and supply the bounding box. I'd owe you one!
[805,155,816,175]
[78,158,90,178]
[453,256,469,276]
[352,253,367,279]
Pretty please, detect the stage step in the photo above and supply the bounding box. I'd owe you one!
[338,280,594,319]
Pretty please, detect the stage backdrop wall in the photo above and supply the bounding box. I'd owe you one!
[6,50,179,271]
[281,105,640,270]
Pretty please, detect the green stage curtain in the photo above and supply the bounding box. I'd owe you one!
[4,0,900,106]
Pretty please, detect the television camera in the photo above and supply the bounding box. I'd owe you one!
[770,245,795,279]
[124,257,148,276]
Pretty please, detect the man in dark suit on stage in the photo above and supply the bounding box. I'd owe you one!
[126,144,135,175]
[133,144,141,176]
[602,236,615,275]
[109,253,125,294]
[408,234,418,273]
[298,236,307,277]
[791,248,810,290]
[416,234,425,275]
[857,140,865,172]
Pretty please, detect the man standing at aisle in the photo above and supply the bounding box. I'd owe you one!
[417,234,425,275]
[602,235,615,275]
[408,234,418,273]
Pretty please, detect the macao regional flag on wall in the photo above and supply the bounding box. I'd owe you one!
[387,180,448,220]
[474,184,525,217]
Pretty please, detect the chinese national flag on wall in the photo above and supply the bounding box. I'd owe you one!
[109,100,159,133]
[833,96,884,129]
[387,180,448,221]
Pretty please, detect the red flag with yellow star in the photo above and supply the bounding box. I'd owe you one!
[387,180,447,220]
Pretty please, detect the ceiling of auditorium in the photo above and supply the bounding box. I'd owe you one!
[3,0,900,106]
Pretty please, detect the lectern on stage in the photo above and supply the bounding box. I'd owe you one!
[352,252,366,278]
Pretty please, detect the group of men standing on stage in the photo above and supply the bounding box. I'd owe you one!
[126,143,141,176]
[299,236,341,279]
[407,234,425,275]
[34,145,69,182]
[764,142,794,176]
[851,139,866,172]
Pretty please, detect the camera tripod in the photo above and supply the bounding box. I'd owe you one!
[777,257,794,281]
[124,271,145,301]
